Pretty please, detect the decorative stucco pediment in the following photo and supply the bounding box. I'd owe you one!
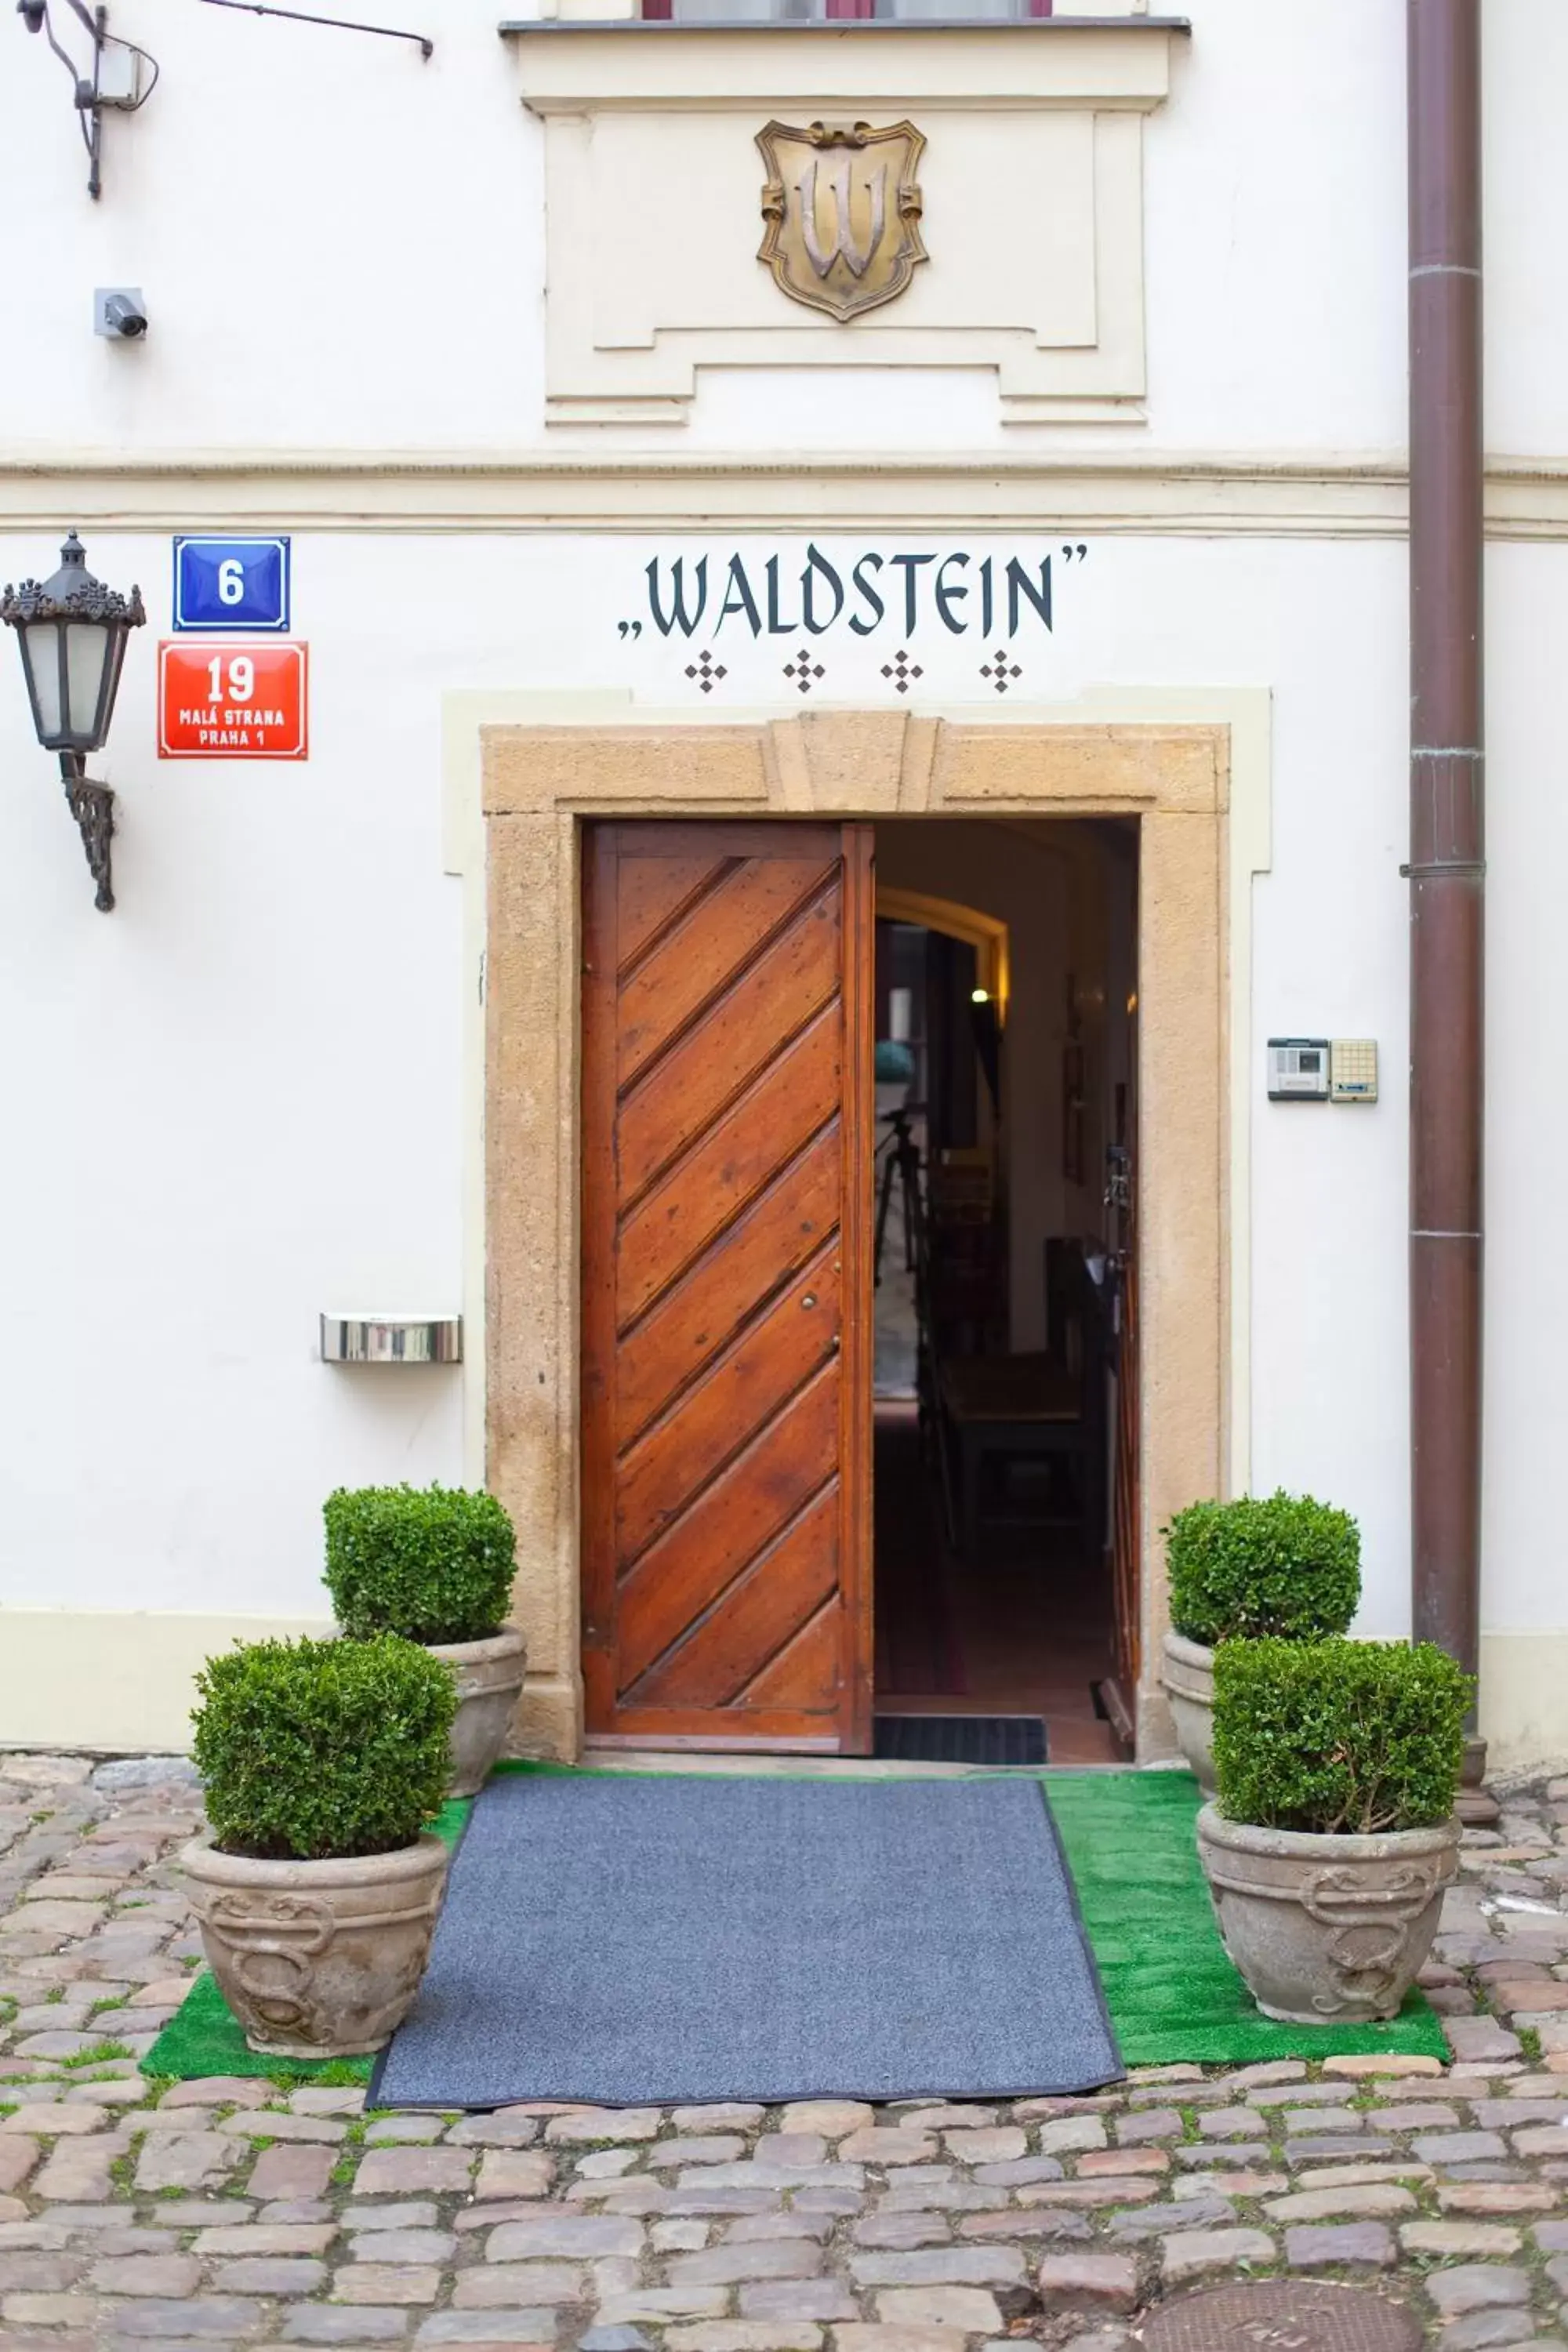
[502,19,1181,426]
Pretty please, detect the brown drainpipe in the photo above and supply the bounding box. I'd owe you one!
[1407,0,1493,1817]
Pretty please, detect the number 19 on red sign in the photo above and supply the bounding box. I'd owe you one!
[158,640,308,760]
[208,652,253,702]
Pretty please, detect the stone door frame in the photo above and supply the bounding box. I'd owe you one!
[448,688,1272,1763]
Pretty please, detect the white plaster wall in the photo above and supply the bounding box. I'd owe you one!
[0,539,470,1622]
[5,0,1568,1759]
[2,525,1566,1756]
[1481,543,1568,1637]
[1129,0,1406,459]
[0,0,539,452]
[5,0,1561,458]
[0,526,1388,1627]
[1483,2,1568,458]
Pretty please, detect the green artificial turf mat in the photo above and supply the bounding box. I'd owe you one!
[144,1969,377,2085]
[1045,1766,1451,2065]
[146,1762,1450,2082]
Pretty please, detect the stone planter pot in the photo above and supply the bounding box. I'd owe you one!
[1161,1628,1216,1791]
[181,1833,448,2058]
[426,1627,528,1798]
[1196,1802,1460,2024]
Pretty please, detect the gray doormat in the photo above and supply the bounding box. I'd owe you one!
[873,1714,1048,1766]
[370,1770,1120,2109]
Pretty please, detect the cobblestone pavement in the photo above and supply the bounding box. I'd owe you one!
[5,1761,1568,2352]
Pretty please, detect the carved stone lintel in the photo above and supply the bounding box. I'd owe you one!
[61,768,114,913]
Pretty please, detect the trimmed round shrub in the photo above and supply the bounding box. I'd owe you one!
[193,1635,456,1860]
[323,1483,517,1646]
[1164,1490,1360,1646]
[1212,1636,1472,1836]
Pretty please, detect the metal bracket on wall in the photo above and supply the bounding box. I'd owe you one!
[16,0,159,199]
[60,758,114,912]
[319,1315,463,1364]
[18,0,428,201]
[196,0,432,58]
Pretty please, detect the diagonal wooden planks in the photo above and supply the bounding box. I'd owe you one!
[617,887,840,1207]
[630,1490,840,1711]
[616,1364,840,1692]
[617,1243,841,1567]
[614,1135,840,1449]
[580,820,873,1750]
[617,1010,840,1330]
[618,851,838,1086]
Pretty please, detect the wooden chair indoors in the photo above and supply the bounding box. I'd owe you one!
[927,1147,1007,1360]
[935,1240,1110,1567]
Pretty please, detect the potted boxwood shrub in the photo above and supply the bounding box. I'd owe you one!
[182,1634,455,2057]
[1160,1490,1360,1788]
[324,1483,526,1797]
[1197,1635,1468,2023]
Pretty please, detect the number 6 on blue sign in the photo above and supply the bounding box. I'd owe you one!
[172,537,290,633]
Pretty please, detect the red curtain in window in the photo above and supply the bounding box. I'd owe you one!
[638,0,1051,17]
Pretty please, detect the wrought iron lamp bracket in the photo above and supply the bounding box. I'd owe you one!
[60,756,114,913]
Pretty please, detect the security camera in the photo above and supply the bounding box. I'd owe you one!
[94,288,148,340]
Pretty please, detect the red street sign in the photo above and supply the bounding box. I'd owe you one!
[158,640,308,759]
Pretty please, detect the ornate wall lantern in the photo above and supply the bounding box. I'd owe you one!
[2,534,145,911]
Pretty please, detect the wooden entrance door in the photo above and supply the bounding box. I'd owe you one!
[580,821,875,1750]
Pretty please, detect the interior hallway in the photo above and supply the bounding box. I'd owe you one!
[873,1407,1121,1766]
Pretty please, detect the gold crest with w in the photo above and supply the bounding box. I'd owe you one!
[757,119,927,323]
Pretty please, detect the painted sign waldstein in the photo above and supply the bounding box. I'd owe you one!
[758,121,927,322]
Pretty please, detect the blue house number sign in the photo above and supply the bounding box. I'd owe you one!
[173,537,290,633]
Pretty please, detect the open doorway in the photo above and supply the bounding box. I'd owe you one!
[871,818,1140,1766]
[574,811,1145,1762]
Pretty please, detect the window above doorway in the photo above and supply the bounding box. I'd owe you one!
[643,0,1057,20]
[510,2,1181,19]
